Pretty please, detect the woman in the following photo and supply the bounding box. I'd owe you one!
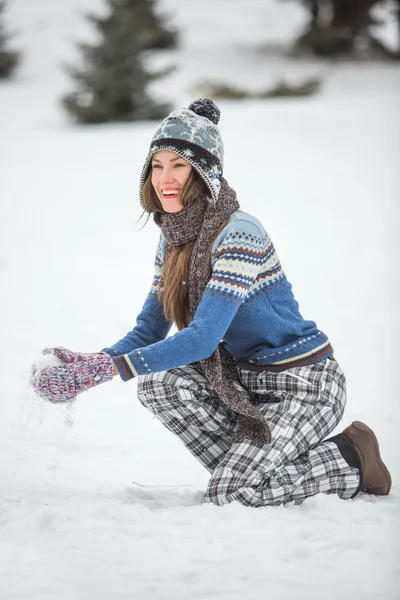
[31,98,391,507]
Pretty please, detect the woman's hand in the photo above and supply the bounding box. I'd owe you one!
[30,347,114,403]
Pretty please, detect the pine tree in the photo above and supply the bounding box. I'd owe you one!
[0,0,20,78]
[62,0,177,124]
[292,0,400,59]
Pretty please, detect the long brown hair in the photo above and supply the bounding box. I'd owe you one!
[142,167,223,331]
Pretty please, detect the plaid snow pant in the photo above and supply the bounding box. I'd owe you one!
[136,357,360,506]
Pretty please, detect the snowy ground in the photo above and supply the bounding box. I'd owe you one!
[1,1,399,599]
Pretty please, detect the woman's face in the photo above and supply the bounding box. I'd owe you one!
[151,150,192,213]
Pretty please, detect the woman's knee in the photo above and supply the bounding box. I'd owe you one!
[205,473,280,507]
[136,366,204,414]
[205,458,274,507]
[137,373,177,414]
[137,378,166,414]
[204,471,234,506]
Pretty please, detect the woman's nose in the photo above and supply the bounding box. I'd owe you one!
[159,168,174,184]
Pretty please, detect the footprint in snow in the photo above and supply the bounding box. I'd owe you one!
[124,481,205,509]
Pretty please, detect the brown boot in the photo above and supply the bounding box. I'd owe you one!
[343,421,392,495]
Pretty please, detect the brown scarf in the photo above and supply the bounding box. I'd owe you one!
[155,179,271,446]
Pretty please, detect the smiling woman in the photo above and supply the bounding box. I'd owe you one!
[140,148,213,329]
[30,98,392,508]
[151,151,192,213]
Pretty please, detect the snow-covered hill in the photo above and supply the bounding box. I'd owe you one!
[1,1,399,599]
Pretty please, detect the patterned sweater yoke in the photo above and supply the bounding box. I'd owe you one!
[103,211,333,381]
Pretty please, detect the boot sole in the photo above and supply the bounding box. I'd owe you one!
[351,421,392,495]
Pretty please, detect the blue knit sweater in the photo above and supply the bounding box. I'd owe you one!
[103,211,333,381]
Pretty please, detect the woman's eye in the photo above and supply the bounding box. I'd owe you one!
[152,162,187,169]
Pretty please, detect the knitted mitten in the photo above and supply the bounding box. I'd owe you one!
[30,347,114,403]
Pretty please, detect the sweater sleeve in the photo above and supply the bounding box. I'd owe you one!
[101,235,173,357]
[112,226,264,381]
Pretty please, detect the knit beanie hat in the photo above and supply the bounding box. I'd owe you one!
[139,98,224,209]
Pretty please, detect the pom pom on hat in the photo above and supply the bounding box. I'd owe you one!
[188,98,220,125]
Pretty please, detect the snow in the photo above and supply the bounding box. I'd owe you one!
[1,0,399,598]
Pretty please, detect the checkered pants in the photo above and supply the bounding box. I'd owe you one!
[136,357,360,506]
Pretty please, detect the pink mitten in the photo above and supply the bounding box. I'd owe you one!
[30,347,114,403]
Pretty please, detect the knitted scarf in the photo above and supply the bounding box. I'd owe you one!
[155,179,271,446]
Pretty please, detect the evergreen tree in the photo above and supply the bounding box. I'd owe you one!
[0,0,20,79]
[291,0,400,59]
[62,0,177,124]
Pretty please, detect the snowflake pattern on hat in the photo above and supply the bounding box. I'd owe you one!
[140,99,224,208]
[158,108,224,163]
